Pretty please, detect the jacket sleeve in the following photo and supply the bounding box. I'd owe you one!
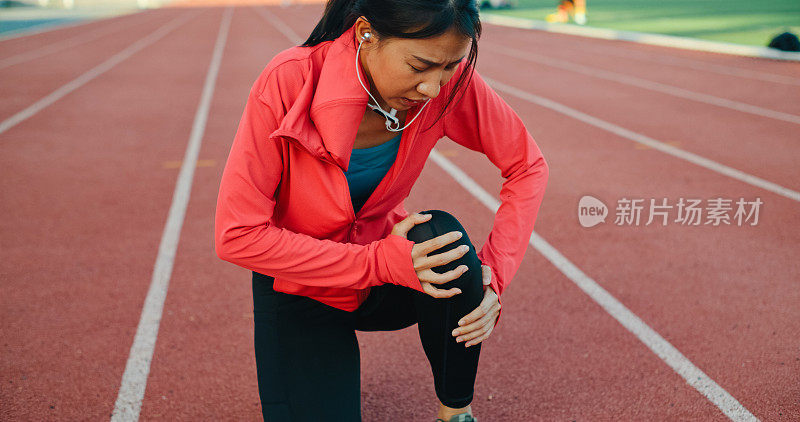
[214,68,423,293]
[442,66,550,327]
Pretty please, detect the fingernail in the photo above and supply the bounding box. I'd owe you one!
[456,231,463,238]
[458,320,465,325]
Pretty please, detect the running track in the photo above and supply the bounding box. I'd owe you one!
[1,3,798,421]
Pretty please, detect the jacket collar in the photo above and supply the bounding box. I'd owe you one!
[268,22,370,171]
[269,22,422,171]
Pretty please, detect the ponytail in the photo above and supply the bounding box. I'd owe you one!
[301,0,359,47]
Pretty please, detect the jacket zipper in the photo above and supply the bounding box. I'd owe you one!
[341,108,421,240]
[338,165,358,243]
[336,129,406,305]
[337,166,370,304]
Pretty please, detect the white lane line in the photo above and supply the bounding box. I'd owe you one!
[0,10,201,137]
[540,42,800,87]
[428,148,759,422]
[252,5,303,44]
[481,75,800,203]
[0,10,158,70]
[110,6,232,422]
[480,13,800,62]
[485,42,800,126]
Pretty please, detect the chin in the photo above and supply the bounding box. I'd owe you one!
[391,99,407,110]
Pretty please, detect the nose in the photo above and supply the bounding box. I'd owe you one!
[416,73,444,99]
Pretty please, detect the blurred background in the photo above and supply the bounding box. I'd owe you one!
[1,0,145,38]
[4,0,799,49]
[479,0,800,48]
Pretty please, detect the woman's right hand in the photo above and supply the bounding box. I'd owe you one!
[391,213,470,299]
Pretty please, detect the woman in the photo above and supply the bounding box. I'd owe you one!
[214,0,549,420]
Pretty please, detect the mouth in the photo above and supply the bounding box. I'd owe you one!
[400,97,426,106]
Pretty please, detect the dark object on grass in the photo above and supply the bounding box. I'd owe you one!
[768,32,800,52]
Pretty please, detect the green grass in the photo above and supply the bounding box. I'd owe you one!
[482,0,800,47]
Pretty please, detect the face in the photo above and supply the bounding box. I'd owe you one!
[355,18,472,111]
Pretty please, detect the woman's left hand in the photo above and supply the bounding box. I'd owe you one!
[451,264,500,347]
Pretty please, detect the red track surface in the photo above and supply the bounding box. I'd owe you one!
[1,4,798,421]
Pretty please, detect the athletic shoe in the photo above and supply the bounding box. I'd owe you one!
[435,412,478,422]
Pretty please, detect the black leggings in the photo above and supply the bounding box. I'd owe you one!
[252,210,485,421]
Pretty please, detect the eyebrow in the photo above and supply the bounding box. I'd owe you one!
[411,54,466,67]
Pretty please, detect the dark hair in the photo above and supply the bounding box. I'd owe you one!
[301,0,482,132]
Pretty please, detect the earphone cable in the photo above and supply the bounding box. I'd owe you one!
[356,36,431,132]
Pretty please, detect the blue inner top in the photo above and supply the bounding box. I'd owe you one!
[344,131,402,214]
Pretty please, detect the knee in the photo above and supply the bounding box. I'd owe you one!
[406,210,483,292]
[406,210,463,246]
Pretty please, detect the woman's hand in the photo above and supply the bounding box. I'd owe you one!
[391,213,470,299]
[452,265,500,347]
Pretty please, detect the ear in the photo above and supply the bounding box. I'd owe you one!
[354,16,372,44]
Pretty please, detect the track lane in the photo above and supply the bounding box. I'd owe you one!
[475,52,799,194]
[404,141,733,421]
[480,38,800,118]
[496,35,800,88]
[0,7,189,124]
[429,84,799,420]
[0,7,224,420]
[0,10,166,71]
[0,9,146,53]
[134,6,287,420]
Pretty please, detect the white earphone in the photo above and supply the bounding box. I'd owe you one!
[356,32,431,132]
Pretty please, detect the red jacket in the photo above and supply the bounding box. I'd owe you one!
[214,22,549,325]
